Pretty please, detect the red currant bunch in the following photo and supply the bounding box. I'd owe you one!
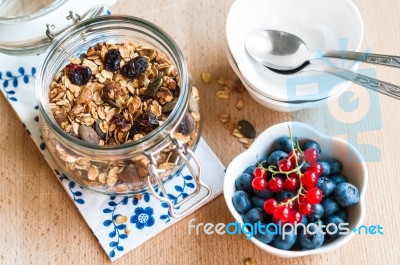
[253,135,325,224]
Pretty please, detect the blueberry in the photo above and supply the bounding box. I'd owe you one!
[255,225,276,244]
[277,190,296,202]
[268,150,288,168]
[309,203,324,220]
[334,208,348,223]
[304,140,321,154]
[273,227,297,250]
[330,174,347,185]
[296,215,309,231]
[235,173,253,193]
[326,158,342,174]
[325,215,346,238]
[254,188,273,199]
[298,226,325,250]
[232,190,252,214]
[319,161,331,176]
[310,219,325,232]
[242,208,265,224]
[251,196,265,209]
[301,162,310,173]
[243,165,257,175]
[274,136,297,153]
[334,182,360,207]
[321,198,340,217]
[317,176,336,197]
[300,215,308,226]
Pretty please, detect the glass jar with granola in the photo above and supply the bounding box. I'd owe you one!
[36,16,210,217]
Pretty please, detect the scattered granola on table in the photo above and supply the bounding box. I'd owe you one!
[201,72,211,83]
[45,41,200,193]
[214,77,255,148]
[243,257,256,265]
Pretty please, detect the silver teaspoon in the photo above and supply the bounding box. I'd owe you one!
[245,29,400,71]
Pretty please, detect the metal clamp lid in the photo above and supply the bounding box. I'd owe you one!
[146,135,212,218]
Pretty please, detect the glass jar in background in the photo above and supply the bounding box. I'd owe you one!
[0,0,114,55]
[36,16,211,217]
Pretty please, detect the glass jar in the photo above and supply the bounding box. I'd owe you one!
[0,0,115,55]
[36,15,211,217]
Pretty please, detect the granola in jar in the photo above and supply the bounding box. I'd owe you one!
[44,41,200,193]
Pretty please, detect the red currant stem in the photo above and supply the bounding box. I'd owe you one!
[264,160,305,175]
[279,180,305,206]
[296,139,303,153]
[274,126,307,207]
[259,127,310,208]
[288,125,303,168]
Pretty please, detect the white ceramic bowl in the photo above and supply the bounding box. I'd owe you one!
[226,0,364,102]
[223,122,368,258]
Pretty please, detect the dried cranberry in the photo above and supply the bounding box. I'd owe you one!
[136,112,159,129]
[130,125,145,135]
[121,56,147,78]
[110,113,127,128]
[65,64,92,86]
[104,49,121,72]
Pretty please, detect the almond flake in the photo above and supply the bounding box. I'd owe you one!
[216,90,229,99]
[218,114,230,124]
[201,72,211,83]
[236,98,245,110]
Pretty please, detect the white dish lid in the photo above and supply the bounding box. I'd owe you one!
[0,0,116,55]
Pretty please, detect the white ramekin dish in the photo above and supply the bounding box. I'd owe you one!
[223,122,367,258]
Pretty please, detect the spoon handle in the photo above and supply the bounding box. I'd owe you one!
[321,51,400,68]
[322,65,400,100]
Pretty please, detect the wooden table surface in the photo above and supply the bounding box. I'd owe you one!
[1,0,400,264]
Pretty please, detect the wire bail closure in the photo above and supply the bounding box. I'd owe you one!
[46,11,82,42]
[146,134,212,218]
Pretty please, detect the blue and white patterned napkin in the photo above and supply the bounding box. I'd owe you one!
[0,52,225,261]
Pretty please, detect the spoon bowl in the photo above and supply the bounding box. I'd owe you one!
[245,30,311,70]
